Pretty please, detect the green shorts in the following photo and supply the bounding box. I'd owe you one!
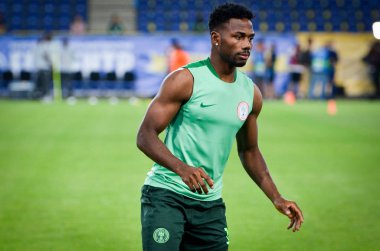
[141,185,229,251]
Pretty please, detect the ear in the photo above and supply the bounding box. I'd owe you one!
[211,31,221,46]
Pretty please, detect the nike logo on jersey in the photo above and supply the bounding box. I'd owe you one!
[200,102,216,108]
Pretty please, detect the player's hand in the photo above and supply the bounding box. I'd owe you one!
[274,198,304,232]
[178,166,214,194]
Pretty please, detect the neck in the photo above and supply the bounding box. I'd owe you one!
[209,52,236,83]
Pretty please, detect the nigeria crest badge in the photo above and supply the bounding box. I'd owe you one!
[237,101,249,121]
[153,228,170,244]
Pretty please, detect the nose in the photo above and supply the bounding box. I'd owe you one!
[243,37,252,50]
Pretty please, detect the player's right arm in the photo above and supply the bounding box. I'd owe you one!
[136,69,214,194]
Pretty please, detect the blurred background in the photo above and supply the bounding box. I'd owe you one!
[1,1,380,251]
[0,0,379,101]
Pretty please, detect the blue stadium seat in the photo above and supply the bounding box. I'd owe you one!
[138,22,147,32]
[27,3,40,15]
[0,3,6,13]
[369,0,379,7]
[12,3,23,13]
[43,16,54,30]
[135,0,375,32]
[27,16,40,30]
[153,16,164,30]
[58,16,71,30]
[0,0,83,32]
[10,17,23,30]
[299,22,308,31]
[75,4,87,18]
[59,3,71,14]
[44,4,55,14]
[283,21,292,31]
[315,22,324,31]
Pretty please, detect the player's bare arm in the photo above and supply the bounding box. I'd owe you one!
[236,85,304,232]
[136,69,214,194]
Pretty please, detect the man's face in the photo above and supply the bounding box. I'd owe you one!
[216,18,255,67]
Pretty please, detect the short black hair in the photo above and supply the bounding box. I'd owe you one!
[208,3,254,32]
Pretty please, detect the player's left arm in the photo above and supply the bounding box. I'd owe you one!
[236,85,304,232]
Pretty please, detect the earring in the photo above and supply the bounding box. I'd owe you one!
[215,43,218,46]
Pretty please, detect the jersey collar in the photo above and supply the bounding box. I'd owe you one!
[206,57,237,83]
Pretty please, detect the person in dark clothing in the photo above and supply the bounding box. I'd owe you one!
[363,41,380,99]
[264,43,277,99]
[288,43,304,97]
[325,41,339,99]
[33,32,54,99]
[299,37,313,69]
[108,14,124,35]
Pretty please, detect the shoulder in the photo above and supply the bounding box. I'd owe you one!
[165,67,193,82]
[184,59,208,69]
[156,68,194,103]
[237,70,254,82]
[237,70,255,93]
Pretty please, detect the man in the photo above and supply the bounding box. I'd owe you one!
[309,41,339,100]
[33,32,54,100]
[264,43,277,99]
[251,38,266,96]
[137,3,304,250]
[168,38,190,73]
[325,41,339,99]
[363,41,380,99]
[60,37,75,99]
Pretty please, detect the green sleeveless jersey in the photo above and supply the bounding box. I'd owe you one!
[144,58,254,201]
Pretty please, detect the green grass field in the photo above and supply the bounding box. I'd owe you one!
[0,99,379,251]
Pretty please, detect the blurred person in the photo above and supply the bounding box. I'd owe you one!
[309,42,333,99]
[0,12,6,34]
[325,41,339,100]
[325,41,339,115]
[299,37,313,98]
[108,14,124,35]
[287,43,304,98]
[167,38,190,73]
[264,43,277,99]
[70,14,86,35]
[33,32,54,100]
[252,39,266,97]
[362,40,380,99]
[309,41,339,114]
[299,37,313,70]
[193,13,206,33]
[60,37,75,99]
[137,3,303,251]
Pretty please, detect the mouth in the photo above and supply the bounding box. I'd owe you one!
[237,52,250,60]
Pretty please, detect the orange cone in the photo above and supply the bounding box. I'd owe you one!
[327,99,337,115]
[284,91,296,105]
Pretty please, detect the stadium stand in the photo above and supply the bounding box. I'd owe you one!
[136,0,379,33]
[2,0,378,33]
[4,0,88,32]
